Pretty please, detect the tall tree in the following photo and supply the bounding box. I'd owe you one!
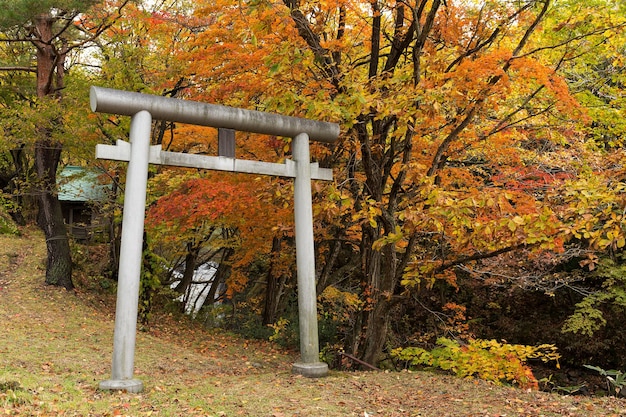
[174,0,626,365]
[93,0,626,366]
[0,0,128,289]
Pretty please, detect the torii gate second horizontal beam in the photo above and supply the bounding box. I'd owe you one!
[96,140,333,181]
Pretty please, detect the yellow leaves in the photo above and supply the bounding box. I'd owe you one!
[556,175,626,251]
[506,215,526,232]
[372,225,404,251]
[367,205,380,228]
[594,223,626,251]
[326,186,353,209]
[352,199,382,229]
[319,285,363,321]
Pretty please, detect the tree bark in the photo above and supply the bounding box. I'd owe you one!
[263,236,289,325]
[7,145,28,225]
[175,242,199,312]
[2,3,131,290]
[31,13,73,289]
[35,140,73,290]
[205,247,234,307]
[354,225,399,366]
[34,14,58,98]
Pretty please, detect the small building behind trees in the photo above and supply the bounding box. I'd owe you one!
[58,166,111,242]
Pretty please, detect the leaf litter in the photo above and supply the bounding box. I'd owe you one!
[0,229,625,416]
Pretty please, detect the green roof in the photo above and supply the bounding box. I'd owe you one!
[58,166,111,202]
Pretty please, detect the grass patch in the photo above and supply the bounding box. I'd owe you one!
[0,228,625,416]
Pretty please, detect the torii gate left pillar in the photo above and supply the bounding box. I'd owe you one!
[92,87,339,393]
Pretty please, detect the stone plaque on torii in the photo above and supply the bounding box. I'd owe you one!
[90,87,339,393]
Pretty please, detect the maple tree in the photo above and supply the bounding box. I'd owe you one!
[229,0,567,365]
[144,169,284,312]
[165,0,626,366]
[539,1,626,338]
[84,0,626,368]
[84,0,303,317]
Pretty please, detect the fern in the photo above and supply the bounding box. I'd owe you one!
[563,256,626,335]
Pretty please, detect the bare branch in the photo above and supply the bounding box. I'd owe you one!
[369,1,381,78]
[282,2,341,89]
[412,0,442,85]
[0,66,36,72]
[510,0,550,60]
[427,1,553,177]
[434,243,532,274]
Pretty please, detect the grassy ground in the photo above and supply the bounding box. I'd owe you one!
[1,229,626,416]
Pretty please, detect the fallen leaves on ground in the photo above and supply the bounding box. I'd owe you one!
[1,230,626,416]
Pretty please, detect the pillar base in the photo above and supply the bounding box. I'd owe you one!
[292,362,329,378]
[99,378,144,393]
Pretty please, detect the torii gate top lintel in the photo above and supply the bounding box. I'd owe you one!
[90,86,340,144]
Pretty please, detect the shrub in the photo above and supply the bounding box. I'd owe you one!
[268,316,299,348]
[229,300,276,341]
[0,193,20,236]
[391,337,560,390]
[563,255,626,337]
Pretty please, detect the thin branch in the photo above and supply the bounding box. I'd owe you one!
[283,2,341,90]
[510,0,550,59]
[411,0,441,85]
[516,23,626,61]
[332,5,345,66]
[427,1,551,177]
[0,66,36,72]
[369,1,381,78]
[445,2,533,73]
[434,243,531,274]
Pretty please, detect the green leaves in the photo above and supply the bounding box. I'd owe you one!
[0,0,95,28]
[391,338,560,390]
[563,255,626,336]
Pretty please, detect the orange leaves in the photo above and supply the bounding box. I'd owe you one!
[492,166,574,194]
[97,0,623,313]
[443,49,514,102]
[180,0,302,107]
[145,170,292,299]
[146,172,264,253]
[149,177,233,228]
[509,56,584,119]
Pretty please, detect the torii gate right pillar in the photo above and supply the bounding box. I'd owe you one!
[292,133,328,377]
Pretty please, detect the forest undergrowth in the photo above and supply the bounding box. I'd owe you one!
[1,228,626,416]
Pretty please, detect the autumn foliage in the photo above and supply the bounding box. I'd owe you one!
[86,0,626,365]
[7,0,625,377]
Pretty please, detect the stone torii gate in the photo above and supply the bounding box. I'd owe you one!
[91,87,339,393]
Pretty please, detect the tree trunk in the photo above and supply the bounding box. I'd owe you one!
[360,298,391,366]
[31,13,73,289]
[175,243,199,312]
[34,141,73,290]
[263,236,288,325]
[7,145,28,225]
[204,265,225,305]
[34,14,58,98]
[353,246,399,366]
[109,176,121,280]
[351,170,401,366]
[205,248,234,306]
